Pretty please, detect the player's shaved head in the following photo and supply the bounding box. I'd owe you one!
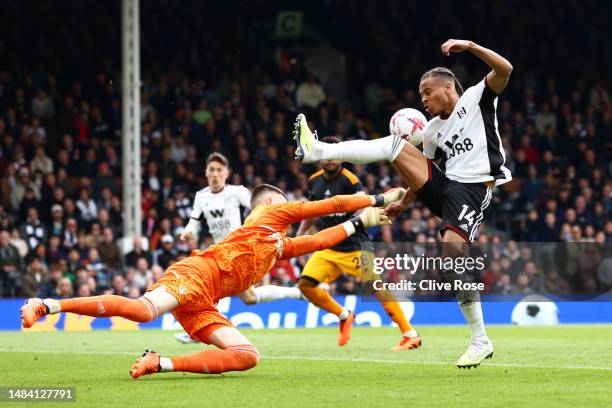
[250,184,287,208]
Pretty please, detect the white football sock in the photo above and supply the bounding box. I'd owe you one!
[403,329,418,338]
[318,135,406,164]
[43,298,61,314]
[338,308,350,320]
[254,286,302,304]
[159,357,173,372]
[459,302,488,343]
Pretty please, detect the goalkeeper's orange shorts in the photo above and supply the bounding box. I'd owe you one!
[147,254,233,339]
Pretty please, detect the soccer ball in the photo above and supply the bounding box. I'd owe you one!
[389,108,427,146]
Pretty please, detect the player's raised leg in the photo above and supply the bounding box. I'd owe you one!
[294,114,430,192]
[21,285,178,328]
[131,323,259,378]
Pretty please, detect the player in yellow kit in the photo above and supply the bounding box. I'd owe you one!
[297,137,421,350]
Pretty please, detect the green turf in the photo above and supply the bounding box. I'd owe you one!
[0,325,611,407]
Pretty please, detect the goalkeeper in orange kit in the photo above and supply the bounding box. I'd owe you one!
[20,184,405,378]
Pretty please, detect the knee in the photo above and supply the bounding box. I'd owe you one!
[135,297,157,323]
[298,277,318,290]
[242,350,259,370]
[229,345,259,370]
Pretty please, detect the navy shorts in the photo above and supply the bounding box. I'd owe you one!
[416,159,493,242]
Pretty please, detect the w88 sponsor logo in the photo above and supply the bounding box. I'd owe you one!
[444,134,474,159]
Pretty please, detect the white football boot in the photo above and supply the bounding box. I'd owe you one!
[456,339,494,369]
[293,113,320,164]
[174,332,199,344]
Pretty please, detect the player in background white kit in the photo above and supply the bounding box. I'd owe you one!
[174,152,302,344]
[293,39,513,368]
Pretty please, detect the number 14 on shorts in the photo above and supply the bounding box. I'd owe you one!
[458,205,476,226]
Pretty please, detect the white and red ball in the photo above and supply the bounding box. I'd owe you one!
[389,108,427,146]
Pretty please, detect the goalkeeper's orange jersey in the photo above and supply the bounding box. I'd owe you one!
[191,195,373,299]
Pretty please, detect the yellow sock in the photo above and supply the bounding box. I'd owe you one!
[300,287,343,316]
[382,302,413,334]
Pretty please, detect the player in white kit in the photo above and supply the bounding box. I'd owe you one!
[174,152,302,344]
[292,39,513,368]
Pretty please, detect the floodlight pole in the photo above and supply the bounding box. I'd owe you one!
[121,0,141,239]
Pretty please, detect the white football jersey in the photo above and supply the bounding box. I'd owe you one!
[423,79,512,186]
[189,185,251,243]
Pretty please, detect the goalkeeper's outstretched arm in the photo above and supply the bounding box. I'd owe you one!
[279,207,391,259]
[284,188,406,224]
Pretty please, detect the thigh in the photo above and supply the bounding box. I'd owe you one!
[335,250,368,279]
[392,143,431,191]
[204,325,253,349]
[301,250,342,284]
[177,307,234,339]
[142,285,179,316]
[441,182,493,242]
[413,159,446,218]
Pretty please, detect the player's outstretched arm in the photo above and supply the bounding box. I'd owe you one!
[180,191,204,241]
[441,39,513,94]
[296,188,406,221]
[280,207,391,259]
[180,218,200,241]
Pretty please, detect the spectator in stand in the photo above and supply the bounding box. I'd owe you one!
[76,188,98,226]
[0,230,23,296]
[21,257,49,298]
[154,234,177,269]
[98,227,122,273]
[296,74,326,110]
[125,236,153,268]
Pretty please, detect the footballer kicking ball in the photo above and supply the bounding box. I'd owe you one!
[389,108,427,146]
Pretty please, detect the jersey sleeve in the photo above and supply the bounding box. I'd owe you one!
[463,78,497,108]
[189,191,204,220]
[236,185,252,209]
[279,224,348,259]
[268,195,374,225]
[422,122,437,160]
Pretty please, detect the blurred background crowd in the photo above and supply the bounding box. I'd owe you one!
[0,0,610,298]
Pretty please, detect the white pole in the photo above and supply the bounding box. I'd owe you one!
[121,0,141,239]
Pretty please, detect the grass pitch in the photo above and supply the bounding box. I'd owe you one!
[0,325,611,407]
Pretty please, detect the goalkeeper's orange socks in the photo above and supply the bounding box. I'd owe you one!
[49,295,157,323]
[161,345,259,374]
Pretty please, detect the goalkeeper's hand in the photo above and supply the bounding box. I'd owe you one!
[358,207,392,228]
[376,187,406,208]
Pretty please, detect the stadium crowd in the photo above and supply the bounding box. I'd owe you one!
[0,0,610,299]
